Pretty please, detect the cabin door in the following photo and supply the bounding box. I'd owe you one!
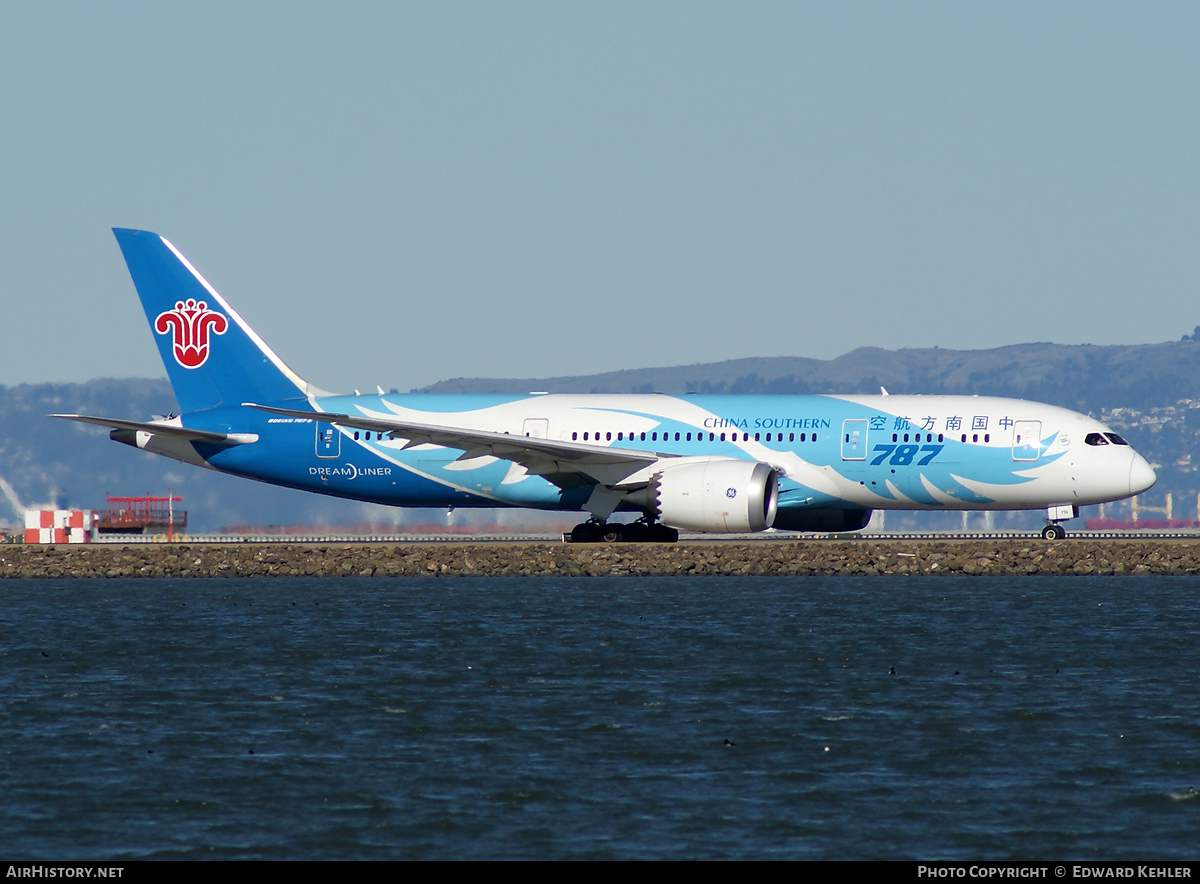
[523,419,549,439]
[841,419,868,460]
[316,424,341,459]
[1012,421,1041,462]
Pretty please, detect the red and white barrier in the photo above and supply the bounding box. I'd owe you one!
[24,510,97,544]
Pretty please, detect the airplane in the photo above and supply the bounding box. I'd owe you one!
[55,228,1157,542]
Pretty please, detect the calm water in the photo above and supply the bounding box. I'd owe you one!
[1,575,1198,859]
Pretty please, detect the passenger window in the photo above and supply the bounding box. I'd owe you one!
[572,432,577,440]
[789,433,795,442]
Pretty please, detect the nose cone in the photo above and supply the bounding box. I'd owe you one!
[1129,454,1157,495]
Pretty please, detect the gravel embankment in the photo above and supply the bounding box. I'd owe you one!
[2,539,1197,578]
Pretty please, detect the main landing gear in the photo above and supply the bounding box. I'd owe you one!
[567,518,679,544]
[1041,504,1079,540]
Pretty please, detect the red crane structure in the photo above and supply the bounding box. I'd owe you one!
[96,495,187,539]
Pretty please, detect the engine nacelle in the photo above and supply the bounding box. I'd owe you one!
[651,460,779,533]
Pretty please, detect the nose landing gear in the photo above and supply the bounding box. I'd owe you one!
[1041,504,1079,540]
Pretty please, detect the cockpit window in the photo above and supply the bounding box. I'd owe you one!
[1084,433,1109,446]
[1104,433,1129,445]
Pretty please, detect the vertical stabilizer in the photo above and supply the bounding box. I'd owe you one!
[113,229,312,414]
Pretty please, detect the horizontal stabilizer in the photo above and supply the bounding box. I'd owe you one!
[53,414,259,445]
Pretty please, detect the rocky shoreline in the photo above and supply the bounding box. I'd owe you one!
[3,539,1200,578]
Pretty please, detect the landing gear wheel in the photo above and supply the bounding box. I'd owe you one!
[1041,524,1067,540]
[570,522,601,544]
[623,520,679,543]
[567,519,679,543]
[601,525,626,543]
[621,522,648,542]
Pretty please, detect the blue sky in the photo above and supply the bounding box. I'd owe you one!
[2,2,1197,393]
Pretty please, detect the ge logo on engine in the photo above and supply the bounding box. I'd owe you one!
[726,487,737,498]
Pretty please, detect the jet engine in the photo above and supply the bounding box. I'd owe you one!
[648,460,779,533]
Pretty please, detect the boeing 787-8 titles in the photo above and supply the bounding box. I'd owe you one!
[56,229,1156,542]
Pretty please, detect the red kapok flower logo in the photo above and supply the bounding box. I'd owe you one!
[154,299,228,369]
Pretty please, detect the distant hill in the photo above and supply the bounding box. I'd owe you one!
[416,341,1200,415]
[4,339,1197,531]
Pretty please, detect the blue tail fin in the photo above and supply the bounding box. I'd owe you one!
[114,229,314,414]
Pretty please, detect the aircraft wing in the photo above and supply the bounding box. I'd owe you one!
[243,403,670,488]
[53,414,259,445]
